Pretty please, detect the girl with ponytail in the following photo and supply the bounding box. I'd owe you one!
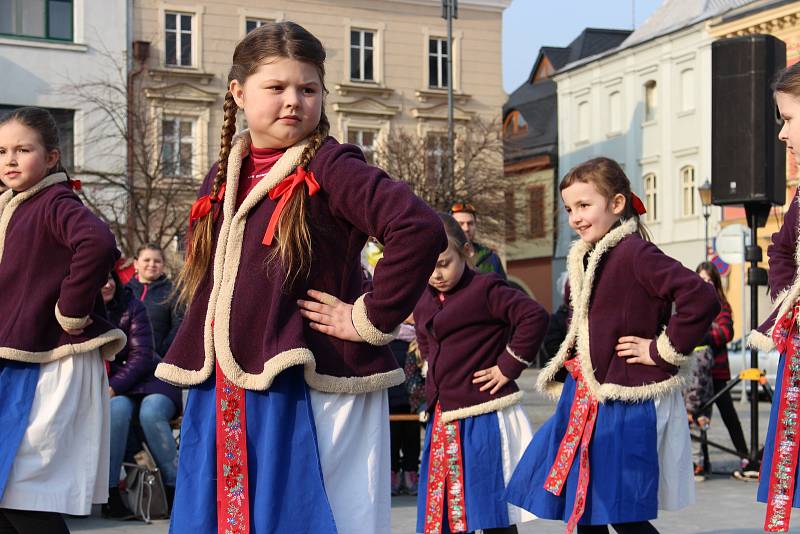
[156,22,446,534]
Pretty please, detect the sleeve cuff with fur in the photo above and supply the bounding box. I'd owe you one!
[649,330,686,370]
[351,294,400,346]
[55,301,90,331]
[497,345,529,380]
[748,329,776,352]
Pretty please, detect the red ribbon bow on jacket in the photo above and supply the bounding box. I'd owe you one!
[69,179,82,191]
[262,166,320,246]
[630,192,647,216]
[188,183,227,230]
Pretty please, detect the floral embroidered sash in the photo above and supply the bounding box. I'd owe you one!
[424,403,467,534]
[765,304,800,532]
[544,358,599,534]
[216,361,250,533]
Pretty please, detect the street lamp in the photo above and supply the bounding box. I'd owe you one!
[698,179,712,260]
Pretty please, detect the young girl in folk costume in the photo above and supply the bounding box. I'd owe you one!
[155,22,446,534]
[0,107,126,533]
[505,157,719,534]
[413,213,548,534]
[750,61,800,532]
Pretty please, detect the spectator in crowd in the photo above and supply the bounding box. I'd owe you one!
[126,243,184,359]
[450,201,506,279]
[388,322,421,497]
[102,270,181,518]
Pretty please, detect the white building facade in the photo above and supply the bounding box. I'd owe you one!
[551,0,751,294]
[0,0,129,181]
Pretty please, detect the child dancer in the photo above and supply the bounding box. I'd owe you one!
[750,61,800,531]
[0,107,126,533]
[155,22,446,534]
[505,157,719,534]
[414,213,548,534]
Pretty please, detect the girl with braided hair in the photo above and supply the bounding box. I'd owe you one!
[155,21,446,534]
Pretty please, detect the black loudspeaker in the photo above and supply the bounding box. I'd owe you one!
[711,34,786,206]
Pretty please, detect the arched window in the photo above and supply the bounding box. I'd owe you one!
[680,69,695,112]
[609,91,621,133]
[644,80,657,121]
[681,165,696,216]
[503,110,528,138]
[644,173,657,222]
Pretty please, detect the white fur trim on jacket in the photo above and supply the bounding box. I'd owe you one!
[0,328,127,363]
[351,294,400,346]
[655,329,689,367]
[54,301,90,331]
[748,330,776,353]
[536,219,687,403]
[440,391,524,423]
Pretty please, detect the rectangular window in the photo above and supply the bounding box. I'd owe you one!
[165,12,193,67]
[681,166,696,216]
[347,128,377,165]
[350,29,375,82]
[0,105,74,170]
[0,0,73,41]
[644,173,657,222]
[505,190,516,242]
[425,132,447,184]
[246,18,271,34]
[429,38,449,89]
[577,101,590,142]
[528,185,545,238]
[161,118,195,177]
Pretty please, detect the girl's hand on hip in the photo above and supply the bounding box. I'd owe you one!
[615,336,656,365]
[298,289,363,342]
[63,317,93,336]
[472,365,511,395]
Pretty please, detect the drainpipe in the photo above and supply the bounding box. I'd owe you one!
[126,38,149,255]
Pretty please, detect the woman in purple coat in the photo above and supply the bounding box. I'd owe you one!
[506,157,719,534]
[102,270,180,517]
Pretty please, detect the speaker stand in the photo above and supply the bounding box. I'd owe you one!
[744,202,771,471]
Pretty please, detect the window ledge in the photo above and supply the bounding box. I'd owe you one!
[574,140,590,148]
[677,109,696,118]
[674,214,700,222]
[149,67,215,85]
[0,36,86,52]
[335,82,394,98]
[606,130,622,139]
[641,119,658,128]
[415,89,471,103]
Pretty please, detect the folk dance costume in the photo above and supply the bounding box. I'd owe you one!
[749,190,800,532]
[155,133,446,534]
[0,173,126,515]
[413,268,549,533]
[505,219,719,532]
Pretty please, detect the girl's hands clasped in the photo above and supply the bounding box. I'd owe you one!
[615,336,656,365]
[298,289,363,342]
[472,365,511,395]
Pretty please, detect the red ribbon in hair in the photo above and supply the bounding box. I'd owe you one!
[189,183,226,230]
[69,179,82,191]
[630,192,647,216]
[262,167,320,246]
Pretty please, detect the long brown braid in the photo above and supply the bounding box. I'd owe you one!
[176,21,329,304]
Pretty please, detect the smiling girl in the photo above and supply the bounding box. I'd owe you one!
[505,157,719,534]
[155,22,446,534]
[0,107,125,533]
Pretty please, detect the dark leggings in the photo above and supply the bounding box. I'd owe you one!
[577,521,659,534]
[0,509,69,534]
[702,379,749,457]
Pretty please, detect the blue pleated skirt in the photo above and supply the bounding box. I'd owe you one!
[169,366,338,534]
[0,359,39,500]
[416,405,534,533]
[505,375,663,526]
[758,354,800,508]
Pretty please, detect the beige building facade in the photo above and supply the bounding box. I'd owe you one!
[132,0,509,191]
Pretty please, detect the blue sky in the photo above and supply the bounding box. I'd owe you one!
[502,0,664,93]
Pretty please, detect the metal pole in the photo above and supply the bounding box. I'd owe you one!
[443,0,456,201]
[703,208,710,260]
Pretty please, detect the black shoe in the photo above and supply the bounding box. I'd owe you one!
[101,487,135,519]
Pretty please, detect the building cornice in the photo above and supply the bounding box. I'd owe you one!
[388,0,511,12]
[709,3,800,38]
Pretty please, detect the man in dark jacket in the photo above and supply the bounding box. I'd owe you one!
[450,202,506,279]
